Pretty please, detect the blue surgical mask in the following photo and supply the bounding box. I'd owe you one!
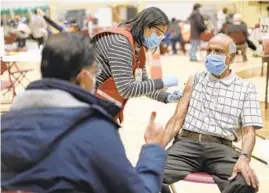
[204,54,228,76]
[143,32,163,48]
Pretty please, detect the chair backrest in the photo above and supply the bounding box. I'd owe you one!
[4,32,17,44]
[228,31,247,45]
[1,59,8,75]
[200,31,214,42]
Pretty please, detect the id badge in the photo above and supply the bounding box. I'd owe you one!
[135,68,143,82]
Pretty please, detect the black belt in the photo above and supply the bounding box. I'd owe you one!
[178,129,232,147]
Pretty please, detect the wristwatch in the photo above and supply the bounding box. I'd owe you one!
[240,153,250,161]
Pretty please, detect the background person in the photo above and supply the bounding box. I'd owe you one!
[226,13,256,62]
[217,7,228,32]
[169,18,183,55]
[29,9,48,48]
[14,15,31,51]
[189,3,207,61]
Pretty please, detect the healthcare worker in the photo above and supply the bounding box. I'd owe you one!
[92,7,181,123]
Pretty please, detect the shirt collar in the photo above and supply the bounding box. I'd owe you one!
[207,71,237,86]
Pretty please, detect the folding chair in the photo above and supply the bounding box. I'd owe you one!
[4,32,17,45]
[1,60,33,89]
[169,172,215,193]
[1,59,33,104]
[1,61,16,104]
[1,80,15,98]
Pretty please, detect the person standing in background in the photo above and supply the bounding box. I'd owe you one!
[14,15,31,51]
[189,3,206,62]
[92,7,182,123]
[29,9,48,48]
[169,18,184,55]
[217,7,228,32]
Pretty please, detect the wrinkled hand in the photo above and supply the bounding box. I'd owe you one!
[167,90,183,103]
[228,156,259,190]
[144,112,174,148]
[162,76,179,87]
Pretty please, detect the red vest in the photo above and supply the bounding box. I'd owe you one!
[93,27,146,123]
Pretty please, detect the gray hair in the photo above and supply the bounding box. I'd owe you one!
[233,13,242,22]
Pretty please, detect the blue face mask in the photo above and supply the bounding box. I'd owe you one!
[143,32,163,48]
[204,54,228,76]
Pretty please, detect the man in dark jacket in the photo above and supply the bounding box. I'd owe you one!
[1,33,184,193]
[189,3,206,61]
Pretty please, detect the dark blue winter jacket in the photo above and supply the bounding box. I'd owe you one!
[1,78,167,193]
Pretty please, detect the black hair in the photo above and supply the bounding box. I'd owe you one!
[171,18,176,22]
[193,3,201,10]
[120,7,169,47]
[33,9,38,14]
[41,32,95,81]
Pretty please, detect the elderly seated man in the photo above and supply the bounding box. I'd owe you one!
[226,13,248,37]
[162,33,263,193]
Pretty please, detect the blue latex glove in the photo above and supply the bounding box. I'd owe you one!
[162,76,179,87]
[166,90,183,103]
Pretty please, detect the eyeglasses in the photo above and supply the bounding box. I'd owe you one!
[154,26,166,38]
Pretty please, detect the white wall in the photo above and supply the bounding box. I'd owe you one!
[145,1,194,21]
[1,0,48,9]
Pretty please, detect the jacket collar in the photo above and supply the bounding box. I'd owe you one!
[26,78,121,118]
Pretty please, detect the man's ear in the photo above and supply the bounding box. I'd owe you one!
[227,53,236,64]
